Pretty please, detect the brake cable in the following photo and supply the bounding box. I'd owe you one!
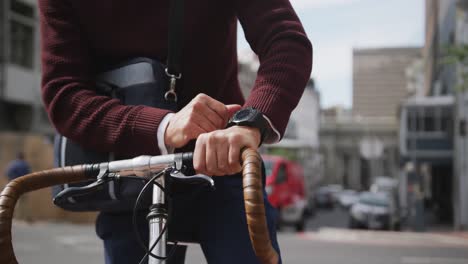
[131,168,179,263]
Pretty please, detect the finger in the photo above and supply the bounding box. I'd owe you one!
[190,112,217,133]
[197,94,228,123]
[206,135,220,176]
[194,135,207,174]
[228,144,242,174]
[226,104,242,119]
[194,104,226,129]
[184,122,206,143]
[216,140,229,175]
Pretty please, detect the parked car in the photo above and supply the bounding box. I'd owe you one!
[326,184,343,204]
[314,187,334,209]
[264,155,308,231]
[370,176,398,194]
[349,192,401,230]
[338,189,359,209]
[314,184,343,209]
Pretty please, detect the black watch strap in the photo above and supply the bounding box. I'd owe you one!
[228,107,270,146]
[255,115,269,146]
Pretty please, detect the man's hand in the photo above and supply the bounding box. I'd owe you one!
[164,93,241,149]
[193,126,261,176]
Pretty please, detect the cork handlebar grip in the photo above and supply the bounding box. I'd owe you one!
[0,166,89,264]
[241,148,279,264]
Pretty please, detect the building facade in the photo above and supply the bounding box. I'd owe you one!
[399,0,468,230]
[320,47,422,191]
[353,47,422,118]
[0,0,51,133]
[320,109,399,191]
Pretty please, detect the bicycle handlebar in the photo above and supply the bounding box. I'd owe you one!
[0,148,278,264]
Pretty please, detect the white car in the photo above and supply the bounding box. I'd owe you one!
[349,192,400,230]
[338,190,359,209]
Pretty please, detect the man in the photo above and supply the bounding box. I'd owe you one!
[39,0,312,263]
[5,152,30,181]
[5,152,31,220]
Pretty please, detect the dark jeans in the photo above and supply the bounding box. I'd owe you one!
[96,175,282,264]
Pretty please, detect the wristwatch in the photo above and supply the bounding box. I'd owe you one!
[227,107,270,146]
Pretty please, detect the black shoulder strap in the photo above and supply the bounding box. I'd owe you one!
[165,0,184,102]
[166,0,184,77]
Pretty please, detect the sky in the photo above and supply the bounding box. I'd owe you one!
[237,0,425,108]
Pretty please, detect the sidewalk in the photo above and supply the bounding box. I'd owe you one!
[300,227,468,248]
[11,221,468,264]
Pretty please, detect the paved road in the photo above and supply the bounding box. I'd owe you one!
[10,209,468,264]
[306,207,350,231]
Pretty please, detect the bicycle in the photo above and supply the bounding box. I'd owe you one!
[0,148,278,264]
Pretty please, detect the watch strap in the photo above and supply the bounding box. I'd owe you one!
[228,108,270,146]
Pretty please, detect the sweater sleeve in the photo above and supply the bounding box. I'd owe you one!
[39,0,171,157]
[235,0,313,138]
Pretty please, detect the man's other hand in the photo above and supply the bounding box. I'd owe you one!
[193,126,261,176]
[164,93,241,149]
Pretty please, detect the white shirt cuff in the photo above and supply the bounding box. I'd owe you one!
[157,113,279,152]
[262,114,280,144]
[157,113,175,154]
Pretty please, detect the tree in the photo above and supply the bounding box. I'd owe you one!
[443,44,468,91]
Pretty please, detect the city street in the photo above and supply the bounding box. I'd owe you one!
[3,1,468,264]
[11,209,468,264]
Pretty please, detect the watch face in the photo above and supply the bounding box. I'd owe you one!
[235,109,253,121]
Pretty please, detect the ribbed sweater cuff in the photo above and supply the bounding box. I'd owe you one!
[244,88,292,138]
[132,107,173,155]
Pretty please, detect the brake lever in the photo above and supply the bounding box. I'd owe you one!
[53,166,112,204]
[169,168,215,189]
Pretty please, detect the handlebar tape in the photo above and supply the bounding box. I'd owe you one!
[0,165,89,264]
[241,148,279,264]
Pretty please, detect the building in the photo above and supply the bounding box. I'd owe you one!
[353,47,422,118]
[0,0,51,133]
[320,109,399,190]
[399,95,454,228]
[320,47,422,191]
[453,0,468,231]
[399,0,468,230]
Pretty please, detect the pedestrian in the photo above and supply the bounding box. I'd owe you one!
[5,152,31,181]
[4,152,32,221]
[38,0,312,263]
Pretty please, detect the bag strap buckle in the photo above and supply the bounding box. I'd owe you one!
[165,68,182,102]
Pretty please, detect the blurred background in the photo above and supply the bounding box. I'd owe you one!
[2,0,468,263]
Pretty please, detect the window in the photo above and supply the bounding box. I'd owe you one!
[423,108,435,132]
[449,31,455,45]
[275,164,287,184]
[9,0,35,69]
[440,107,453,134]
[11,0,34,18]
[440,117,453,134]
[10,20,33,68]
[407,109,417,132]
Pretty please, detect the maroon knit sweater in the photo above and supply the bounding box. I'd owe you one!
[39,0,312,157]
